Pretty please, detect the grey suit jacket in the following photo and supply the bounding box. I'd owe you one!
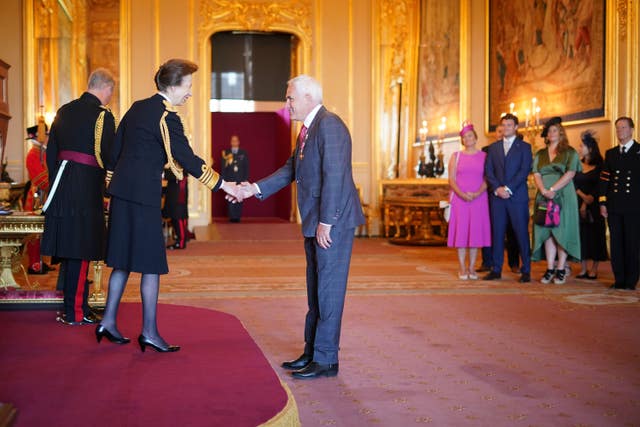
[257,106,365,237]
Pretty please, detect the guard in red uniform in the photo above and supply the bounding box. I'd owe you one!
[163,168,189,249]
[24,124,54,274]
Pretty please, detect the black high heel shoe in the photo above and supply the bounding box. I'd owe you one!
[138,335,180,353]
[95,325,131,344]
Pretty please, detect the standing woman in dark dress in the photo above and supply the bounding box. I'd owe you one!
[96,59,238,352]
[574,130,608,279]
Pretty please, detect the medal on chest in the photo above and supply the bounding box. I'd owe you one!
[299,133,309,160]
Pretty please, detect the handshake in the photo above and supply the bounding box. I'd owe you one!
[222,181,258,203]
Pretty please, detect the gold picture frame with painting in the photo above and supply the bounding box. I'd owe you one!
[486,0,609,131]
[416,0,461,138]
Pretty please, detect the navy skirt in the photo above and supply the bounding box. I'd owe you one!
[106,196,169,274]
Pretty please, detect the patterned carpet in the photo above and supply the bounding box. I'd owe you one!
[13,222,640,426]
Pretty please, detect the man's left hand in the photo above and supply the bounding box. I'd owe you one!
[316,223,332,249]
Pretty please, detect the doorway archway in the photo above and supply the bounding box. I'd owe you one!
[197,0,312,223]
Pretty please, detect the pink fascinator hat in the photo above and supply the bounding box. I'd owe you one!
[459,120,475,137]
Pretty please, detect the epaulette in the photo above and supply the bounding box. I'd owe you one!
[222,150,234,166]
[598,195,607,203]
[160,100,185,180]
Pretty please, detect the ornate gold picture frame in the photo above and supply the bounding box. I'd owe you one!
[487,0,609,131]
[416,0,461,138]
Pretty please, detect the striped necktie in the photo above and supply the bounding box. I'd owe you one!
[298,125,308,158]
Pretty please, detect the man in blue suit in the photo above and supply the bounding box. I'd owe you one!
[239,75,365,379]
[484,113,532,282]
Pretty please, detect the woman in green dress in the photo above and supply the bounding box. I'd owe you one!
[532,118,582,284]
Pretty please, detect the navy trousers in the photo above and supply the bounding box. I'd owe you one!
[303,227,355,364]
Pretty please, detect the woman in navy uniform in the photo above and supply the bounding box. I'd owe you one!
[96,59,238,351]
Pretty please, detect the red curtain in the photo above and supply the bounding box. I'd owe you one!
[211,111,292,220]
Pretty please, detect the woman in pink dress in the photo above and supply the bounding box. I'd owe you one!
[447,122,492,279]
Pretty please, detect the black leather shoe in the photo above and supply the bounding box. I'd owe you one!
[96,325,131,344]
[609,283,625,289]
[138,335,180,353]
[282,353,313,370]
[166,243,185,250]
[82,312,102,324]
[27,267,47,275]
[519,273,531,283]
[292,362,339,379]
[42,263,56,273]
[483,271,501,280]
[56,314,90,326]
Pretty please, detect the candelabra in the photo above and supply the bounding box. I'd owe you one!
[503,98,542,143]
[434,117,446,177]
[416,117,448,178]
[523,97,542,142]
[417,120,430,178]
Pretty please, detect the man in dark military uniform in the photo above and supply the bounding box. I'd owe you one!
[220,135,249,222]
[598,116,640,290]
[41,68,116,324]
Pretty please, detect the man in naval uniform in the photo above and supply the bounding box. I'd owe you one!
[598,116,640,290]
[221,135,249,222]
[41,68,117,325]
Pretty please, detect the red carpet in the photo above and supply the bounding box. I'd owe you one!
[0,303,297,426]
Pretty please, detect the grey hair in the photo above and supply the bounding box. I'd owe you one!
[88,68,115,90]
[288,75,323,104]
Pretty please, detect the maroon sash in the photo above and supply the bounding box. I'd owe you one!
[57,150,99,168]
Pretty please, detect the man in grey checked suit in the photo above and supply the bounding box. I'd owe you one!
[238,75,364,379]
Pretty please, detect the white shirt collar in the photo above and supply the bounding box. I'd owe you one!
[157,92,172,104]
[620,139,634,151]
[303,104,323,128]
[503,135,516,145]
[28,138,45,149]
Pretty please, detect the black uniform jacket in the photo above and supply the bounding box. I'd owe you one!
[107,94,221,207]
[598,140,640,214]
[41,92,115,260]
[221,148,249,183]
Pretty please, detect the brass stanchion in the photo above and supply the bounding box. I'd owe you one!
[88,260,105,306]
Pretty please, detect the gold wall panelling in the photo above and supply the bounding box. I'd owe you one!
[198,0,312,47]
[374,0,420,180]
[617,0,628,39]
[25,0,120,131]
